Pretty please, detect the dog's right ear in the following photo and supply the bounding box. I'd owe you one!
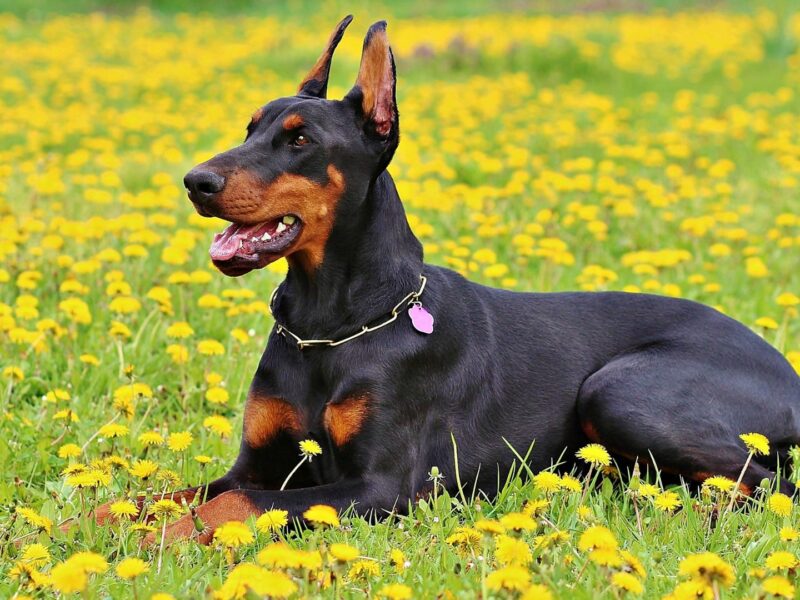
[297,15,353,98]
[346,21,397,139]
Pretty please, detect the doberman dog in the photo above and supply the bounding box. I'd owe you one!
[120,17,800,542]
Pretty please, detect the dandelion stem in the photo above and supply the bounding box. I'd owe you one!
[580,465,594,504]
[632,495,643,536]
[116,340,125,379]
[157,518,167,574]
[726,452,753,513]
[280,456,308,491]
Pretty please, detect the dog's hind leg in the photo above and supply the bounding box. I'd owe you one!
[576,347,800,495]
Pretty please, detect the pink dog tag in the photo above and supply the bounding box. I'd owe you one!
[408,304,434,334]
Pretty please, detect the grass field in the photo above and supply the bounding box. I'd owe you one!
[2,1,800,598]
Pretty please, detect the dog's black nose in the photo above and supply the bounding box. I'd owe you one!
[184,169,226,203]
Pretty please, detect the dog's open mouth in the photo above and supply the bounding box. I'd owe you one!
[208,215,302,274]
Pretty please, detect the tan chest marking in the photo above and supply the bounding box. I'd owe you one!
[243,394,302,448]
[323,394,370,446]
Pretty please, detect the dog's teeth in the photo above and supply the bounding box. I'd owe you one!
[251,237,258,242]
[276,222,287,233]
[238,240,243,249]
[261,232,271,241]
[282,215,296,225]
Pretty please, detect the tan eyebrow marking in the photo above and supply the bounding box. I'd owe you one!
[250,107,265,126]
[282,114,304,130]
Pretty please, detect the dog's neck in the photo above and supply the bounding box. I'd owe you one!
[272,170,424,339]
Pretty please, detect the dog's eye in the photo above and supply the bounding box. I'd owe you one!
[290,134,308,147]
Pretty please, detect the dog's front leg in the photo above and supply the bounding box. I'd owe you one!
[148,478,395,545]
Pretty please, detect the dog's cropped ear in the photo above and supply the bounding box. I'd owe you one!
[347,21,397,138]
[297,15,353,98]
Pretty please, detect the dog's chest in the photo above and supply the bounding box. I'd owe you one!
[243,353,377,452]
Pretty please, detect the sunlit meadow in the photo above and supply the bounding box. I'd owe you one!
[2,1,800,598]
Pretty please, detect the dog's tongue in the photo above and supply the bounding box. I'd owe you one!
[209,223,262,261]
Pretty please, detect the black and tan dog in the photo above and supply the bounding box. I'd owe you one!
[116,17,800,542]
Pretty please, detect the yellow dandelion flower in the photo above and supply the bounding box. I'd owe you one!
[131,523,157,535]
[377,583,413,599]
[205,386,229,405]
[578,525,618,552]
[216,563,297,600]
[589,548,623,567]
[166,321,194,338]
[3,366,24,381]
[390,548,407,572]
[486,565,531,592]
[257,542,304,569]
[762,575,795,598]
[475,519,505,535]
[654,491,682,512]
[740,432,770,456]
[167,430,193,452]
[779,527,799,542]
[523,499,550,517]
[109,500,139,519]
[348,559,380,580]
[765,550,797,571]
[702,476,736,492]
[303,504,339,527]
[533,530,570,551]
[532,471,562,493]
[638,483,661,498]
[777,293,800,308]
[79,353,100,366]
[619,549,647,578]
[197,339,225,355]
[20,543,50,566]
[299,439,322,458]
[755,317,779,330]
[50,562,88,594]
[576,443,611,466]
[256,509,289,533]
[611,571,644,594]
[520,584,554,600]
[768,493,793,517]
[115,557,149,579]
[67,469,111,488]
[166,344,189,364]
[109,321,132,339]
[329,543,359,562]
[68,551,108,574]
[495,534,532,566]
[560,474,583,493]
[203,414,232,437]
[213,521,254,548]
[664,580,713,600]
[678,552,735,587]
[128,459,159,479]
[16,508,52,534]
[138,431,164,446]
[499,511,537,532]
[446,526,482,551]
[147,499,183,521]
[58,443,81,459]
[98,423,129,438]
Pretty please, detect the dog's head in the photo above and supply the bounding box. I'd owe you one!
[184,16,399,276]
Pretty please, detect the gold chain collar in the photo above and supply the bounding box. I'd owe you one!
[269,275,427,349]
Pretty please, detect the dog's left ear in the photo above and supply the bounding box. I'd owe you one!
[346,21,397,139]
[297,15,353,98]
